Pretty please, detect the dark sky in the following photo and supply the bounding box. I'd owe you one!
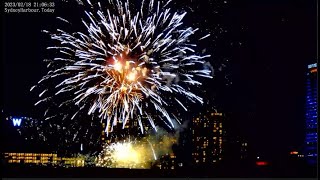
[223,0,317,161]
[1,0,317,162]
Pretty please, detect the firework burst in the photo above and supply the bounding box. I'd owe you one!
[96,139,151,169]
[96,134,177,169]
[32,0,212,135]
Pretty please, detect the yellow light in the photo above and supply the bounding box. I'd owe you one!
[121,86,128,91]
[114,62,122,72]
[125,61,130,69]
[142,68,147,76]
[127,72,137,81]
[113,143,141,164]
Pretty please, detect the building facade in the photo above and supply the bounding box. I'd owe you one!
[304,63,317,165]
[157,153,176,170]
[192,106,224,166]
[3,152,85,167]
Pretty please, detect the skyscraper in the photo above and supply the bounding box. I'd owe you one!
[192,105,224,166]
[304,63,317,165]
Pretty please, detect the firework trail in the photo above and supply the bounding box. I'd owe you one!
[147,139,157,160]
[32,0,212,136]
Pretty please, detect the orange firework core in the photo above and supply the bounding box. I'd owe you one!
[111,53,148,83]
[104,53,148,99]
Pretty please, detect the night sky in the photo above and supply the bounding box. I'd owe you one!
[1,0,317,162]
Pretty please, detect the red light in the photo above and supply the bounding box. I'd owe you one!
[256,161,268,166]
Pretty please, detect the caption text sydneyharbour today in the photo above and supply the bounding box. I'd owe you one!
[4,7,55,13]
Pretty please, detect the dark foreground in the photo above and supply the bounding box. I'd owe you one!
[2,165,317,178]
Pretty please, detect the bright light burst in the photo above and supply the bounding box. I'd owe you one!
[96,139,156,169]
[96,134,177,168]
[32,0,212,135]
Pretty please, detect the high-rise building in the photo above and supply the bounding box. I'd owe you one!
[304,63,317,165]
[150,132,178,170]
[192,106,225,166]
[239,140,248,160]
[158,153,176,170]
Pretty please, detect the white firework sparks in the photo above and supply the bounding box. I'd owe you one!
[32,0,212,135]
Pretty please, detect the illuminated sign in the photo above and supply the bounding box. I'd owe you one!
[308,63,317,69]
[12,118,22,127]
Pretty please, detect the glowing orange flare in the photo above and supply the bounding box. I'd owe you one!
[290,151,298,155]
[310,69,317,73]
